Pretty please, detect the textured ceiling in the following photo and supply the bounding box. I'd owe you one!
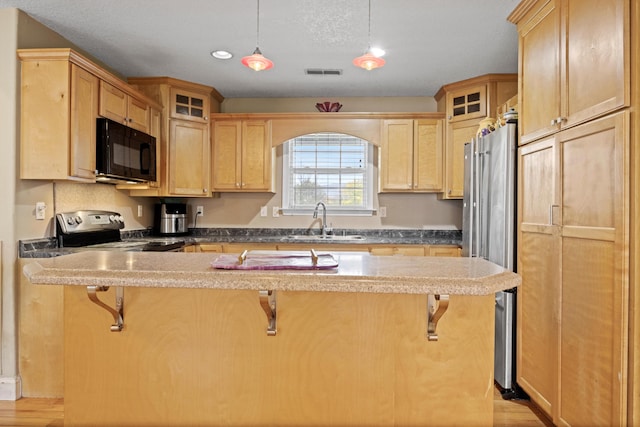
[1,0,520,99]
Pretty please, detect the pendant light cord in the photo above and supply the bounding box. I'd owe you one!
[367,0,371,50]
[256,0,261,48]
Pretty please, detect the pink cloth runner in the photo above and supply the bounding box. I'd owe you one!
[211,253,339,270]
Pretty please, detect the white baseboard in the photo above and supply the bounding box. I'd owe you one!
[0,376,21,400]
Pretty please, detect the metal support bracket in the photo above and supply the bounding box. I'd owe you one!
[87,286,124,332]
[259,290,277,336]
[427,294,449,341]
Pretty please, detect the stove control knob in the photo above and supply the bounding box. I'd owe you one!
[66,217,76,225]
[116,215,124,223]
[109,215,116,223]
[75,216,83,224]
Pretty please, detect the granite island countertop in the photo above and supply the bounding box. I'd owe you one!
[22,250,518,296]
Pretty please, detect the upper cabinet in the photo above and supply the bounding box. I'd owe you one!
[435,74,518,199]
[170,87,210,123]
[445,84,487,123]
[99,81,150,133]
[18,48,160,183]
[509,0,630,145]
[211,119,273,192]
[127,77,223,197]
[379,118,444,192]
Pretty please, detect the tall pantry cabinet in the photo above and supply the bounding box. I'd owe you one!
[509,0,637,425]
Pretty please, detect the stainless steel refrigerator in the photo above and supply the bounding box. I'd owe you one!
[462,121,518,394]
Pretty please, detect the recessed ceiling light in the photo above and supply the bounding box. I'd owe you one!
[211,50,233,60]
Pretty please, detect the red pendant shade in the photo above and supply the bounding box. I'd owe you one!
[241,47,274,71]
[353,51,385,70]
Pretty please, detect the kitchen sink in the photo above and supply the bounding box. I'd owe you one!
[287,234,365,241]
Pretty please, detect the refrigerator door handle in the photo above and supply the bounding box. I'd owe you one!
[471,138,479,257]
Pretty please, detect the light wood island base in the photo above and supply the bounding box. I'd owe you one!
[64,286,495,426]
[23,251,519,426]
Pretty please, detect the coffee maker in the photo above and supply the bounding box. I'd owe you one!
[154,203,188,236]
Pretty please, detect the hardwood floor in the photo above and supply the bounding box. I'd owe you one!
[0,388,552,426]
[493,387,554,427]
[0,397,63,427]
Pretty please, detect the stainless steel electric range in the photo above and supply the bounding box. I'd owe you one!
[56,210,186,252]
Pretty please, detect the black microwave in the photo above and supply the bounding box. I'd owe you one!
[96,118,156,184]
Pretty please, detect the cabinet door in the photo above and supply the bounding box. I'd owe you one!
[563,0,629,129]
[557,112,628,427]
[212,120,242,190]
[147,108,162,189]
[517,136,560,419]
[99,81,128,125]
[427,246,460,257]
[380,120,414,191]
[69,65,99,180]
[170,87,210,123]
[241,120,272,191]
[519,0,561,144]
[442,118,477,199]
[126,96,150,133]
[369,246,426,256]
[168,120,210,196]
[446,84,486,123]
[413,119,444,191]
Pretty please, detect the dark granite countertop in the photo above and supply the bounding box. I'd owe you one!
[19,228,462,258]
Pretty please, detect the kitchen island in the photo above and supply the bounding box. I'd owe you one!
[24,251,519,427]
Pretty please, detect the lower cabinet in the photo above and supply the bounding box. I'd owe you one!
[370,246,426,256]
[194,243,460,257]
[517,112,629,425]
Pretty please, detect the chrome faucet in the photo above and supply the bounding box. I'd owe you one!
[313,201,329,237]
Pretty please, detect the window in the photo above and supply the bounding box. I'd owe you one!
[282,133,374,215]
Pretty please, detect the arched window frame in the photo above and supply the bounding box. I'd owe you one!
[281,132,375,216]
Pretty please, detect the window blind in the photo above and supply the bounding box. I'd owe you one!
[283,133,372,211]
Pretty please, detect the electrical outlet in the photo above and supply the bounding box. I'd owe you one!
[272,207,280,217]
[379,206,387,218]
[260,206,268,217]
[137,205,143,218]
[196,206,204,217]
[35,202,46,220]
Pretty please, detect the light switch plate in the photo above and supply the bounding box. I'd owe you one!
[379,206,387,217]
[272,207,280,217]
[260,206,268,217]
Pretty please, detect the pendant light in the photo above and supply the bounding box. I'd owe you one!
[353,0,385,70]
[242,0,273,71]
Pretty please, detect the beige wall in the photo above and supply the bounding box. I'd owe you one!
[0,8,20,397]
[185,144,462,231]
[222,97,438,113]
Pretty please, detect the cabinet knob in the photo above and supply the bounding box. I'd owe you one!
[236,183,240,188]
[448,189,452,195]
[203,188,208,193]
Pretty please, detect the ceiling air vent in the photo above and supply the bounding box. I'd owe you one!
[305,69,343,76]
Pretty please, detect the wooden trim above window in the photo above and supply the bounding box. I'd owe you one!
[210,112,445,147]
